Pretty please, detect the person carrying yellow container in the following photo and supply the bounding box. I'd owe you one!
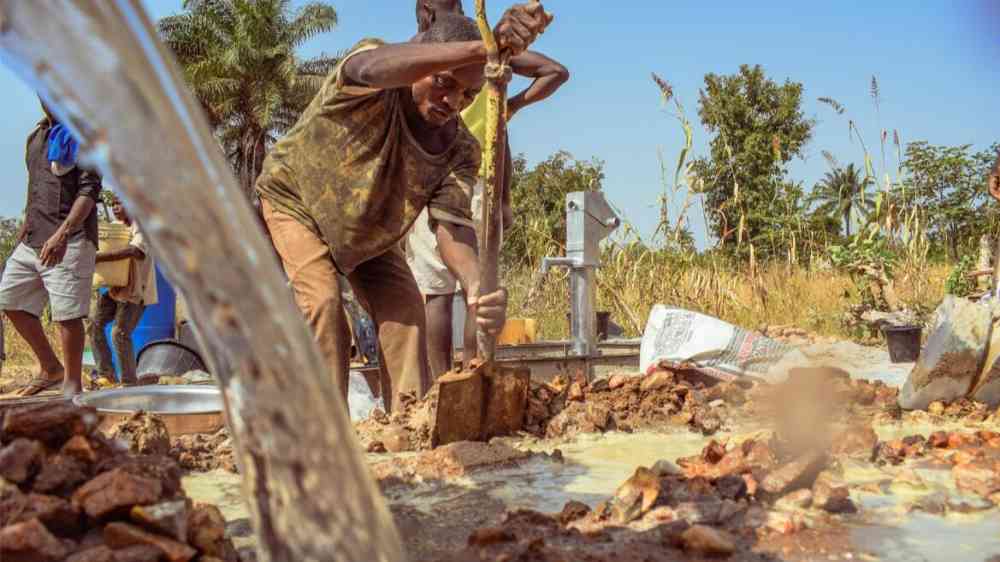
[88,196,158,386]
[406,0,569,379]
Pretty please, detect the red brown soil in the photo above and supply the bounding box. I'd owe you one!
[0,402,242,562]
[424,430,868,562]
[104,412,237,474]
[371,440,549,489]
[385,369,947,562]
[356,369,754,454]
[169,430,237,474]
[107,412,171,457]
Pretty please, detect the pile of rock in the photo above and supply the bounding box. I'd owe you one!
[0,402,241,562]
[871,428,1000,502]
[440,433,864,561]
[357,369,751,453]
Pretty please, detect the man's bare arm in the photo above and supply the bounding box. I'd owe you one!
[344,3,551,90]
[344,41,488,90]
[96,245,145,264]
[435,221,507,335]
[507,51,569,119]
[436,221,479,298]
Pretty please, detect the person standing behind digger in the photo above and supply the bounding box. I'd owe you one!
[89,196,157,386]
[407,0,569,379]
[256,4,552,413]
[0,101,102,397]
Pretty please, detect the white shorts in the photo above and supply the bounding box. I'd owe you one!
[406,182,485,296]
[0,239,97,321]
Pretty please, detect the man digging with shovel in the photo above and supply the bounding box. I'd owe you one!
[408,0,569,380]
[256,3,552,413]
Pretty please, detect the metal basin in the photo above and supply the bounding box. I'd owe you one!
[74,386,225,436]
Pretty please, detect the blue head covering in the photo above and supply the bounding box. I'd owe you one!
[47,123,79,168]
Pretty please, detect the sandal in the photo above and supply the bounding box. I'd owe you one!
[12,376,62,397]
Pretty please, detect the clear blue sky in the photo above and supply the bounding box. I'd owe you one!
[0,1,996,247]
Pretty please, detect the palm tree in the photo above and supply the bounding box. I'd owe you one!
[810,163,873,237]
[159,0,339,196]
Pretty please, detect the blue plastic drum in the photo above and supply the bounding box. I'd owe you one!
[103,265,176,380]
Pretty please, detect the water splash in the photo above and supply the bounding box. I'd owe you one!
[0,1,402,560]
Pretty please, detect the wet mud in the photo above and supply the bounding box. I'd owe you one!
[163,350,1000,561]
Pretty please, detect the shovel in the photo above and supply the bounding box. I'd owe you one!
[432,0,536,447]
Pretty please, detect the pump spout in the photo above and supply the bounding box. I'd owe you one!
[539,256,578,276]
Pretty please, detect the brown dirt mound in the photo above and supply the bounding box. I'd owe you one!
[0,402,243,562]
[170,429,237,474]
[357,369,751,453]
[107,412,171,457]
[371,440,553,489]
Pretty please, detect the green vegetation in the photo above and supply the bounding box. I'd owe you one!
[158,0,340,196]
[690,64,815,258]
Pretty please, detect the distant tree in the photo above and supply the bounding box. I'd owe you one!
[899,142,999,259]
[690,65,814,256]
[503,151,606,267]
[810,163,873,237]
[159,0,340,196]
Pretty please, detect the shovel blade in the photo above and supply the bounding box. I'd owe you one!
[483,366,531,439]
[432,365,486,448]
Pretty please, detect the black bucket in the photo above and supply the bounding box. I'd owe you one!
[883,325,922,363]
[136,339,207,382]
[565,311,613,342]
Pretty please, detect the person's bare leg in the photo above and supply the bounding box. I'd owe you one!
[5,310,64,390]
[57,318,85,397]
[424,293,455,379]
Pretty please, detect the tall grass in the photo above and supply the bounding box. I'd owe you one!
[505,249,949,341]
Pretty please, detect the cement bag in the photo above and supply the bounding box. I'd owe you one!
[898,296,992,410]
[639,305,796,383]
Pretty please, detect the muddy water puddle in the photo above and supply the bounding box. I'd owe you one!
[388,430,758,514]
[852,511,1000,561]
[183,426,1000,560]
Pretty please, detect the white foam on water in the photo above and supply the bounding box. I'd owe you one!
[348,370,383,421]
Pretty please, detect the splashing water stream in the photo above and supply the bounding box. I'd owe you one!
[0,1,402,560]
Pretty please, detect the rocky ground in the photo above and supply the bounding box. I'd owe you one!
[0,402,243,562]
[12,334,1000,561]
[355,368,755,454]
[361,366,1000,561]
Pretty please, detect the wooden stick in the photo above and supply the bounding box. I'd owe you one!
[473,0,511,362]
